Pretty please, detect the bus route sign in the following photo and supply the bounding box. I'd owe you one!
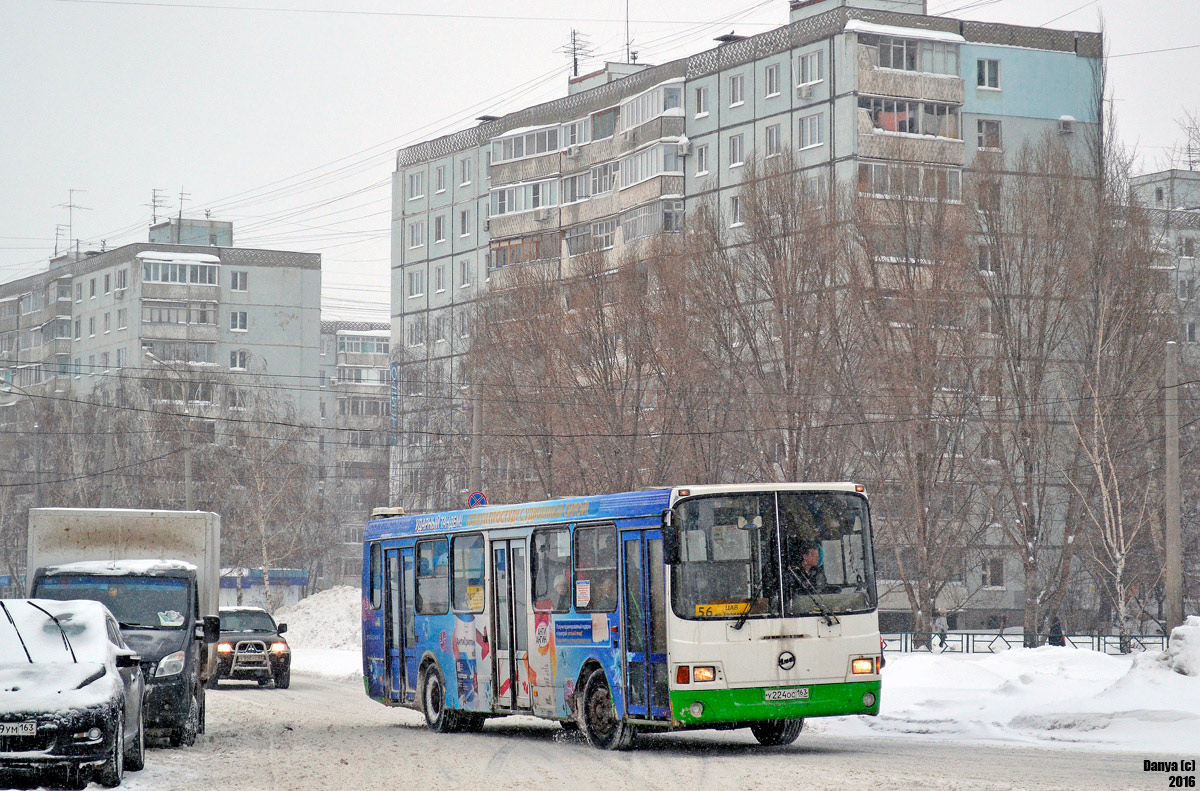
[468,491,487,509]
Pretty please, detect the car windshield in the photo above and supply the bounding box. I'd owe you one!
[0,600,109,664]
[670,491,876,622]
[33,575,190,629]
[220,610,276,632]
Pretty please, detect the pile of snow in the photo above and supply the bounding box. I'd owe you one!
[1159,615,1200,676]
[273,586,363,681]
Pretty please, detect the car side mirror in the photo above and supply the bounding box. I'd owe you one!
[116,651,141,669]
[276,623,287,634]
[662,509,680,565]
[202,615,220,643]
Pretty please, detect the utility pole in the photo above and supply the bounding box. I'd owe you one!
[1165,341,1183,634]
[468,388,483,494]
[33,421,41,509]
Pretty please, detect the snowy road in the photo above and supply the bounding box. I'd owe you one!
[115,675,1166,791]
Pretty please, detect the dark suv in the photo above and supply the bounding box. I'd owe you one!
[210,607,290,689]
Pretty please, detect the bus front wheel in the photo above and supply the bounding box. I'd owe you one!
[421,667,458,733]
[581,670,635,750]
[749,718,804,746]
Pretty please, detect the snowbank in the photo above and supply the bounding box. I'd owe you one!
[274,585,361,650]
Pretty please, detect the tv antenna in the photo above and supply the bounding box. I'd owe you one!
[56,189,92,256]
[147,188,171,224]
[557,29,595,77]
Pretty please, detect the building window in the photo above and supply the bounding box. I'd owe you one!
[590,162,619,195]
[1179,277,1195,301]
[142,261,218,284]
[695,85,709,117]
[103,313,111,333]
[75,283,82,303]
[860,34,958,75]
[857,161,962,202]
[116,269,127,290]
[230,311,248,331]
[799,113,823,149]
[491,127,560,163]
[1156,187,1165,205]
[74,319,81,340]
[407,321,426,348]
[230,350,248,370]
[435,165,446,193]
[619,82,682,132]
[765,123,782,157]
[231,271,248,291]
[729,133,745,167]
[982,556,1005,588]
[435,264,446,292]
[408,221,426,249]
[460,158,472,185]
[434,315,449,343]
[729,73,744,106]
[566,226,590,257]
[977,119,1002,150]
[116,308,127,329]
[1180,238,1196,258]
[978,244,1000,274]
[663,199,685,233]
[460,259,472,288]
[1184,322,1198,343]
[563,118,589,147]
[764,64,780,97]
[434,215,446,243]
[407,269,425,298]
[562,172,591,204]
[459,209,471,236]
[591,219,616,250]
[103,274,110,294]
[695,143,709,175]
[88,317,95,337]
[619,143,681,188]
[798,50,823,84]
[116,347,126,368]
[729,194,743,226]
[458,312,470,338]
[977,58,1000,89]
[490,178,559,216]
[591,108,618,141]
[90,278,96,298]
[408,172,424,199]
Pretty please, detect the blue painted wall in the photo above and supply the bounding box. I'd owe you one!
[961,45,1100,122]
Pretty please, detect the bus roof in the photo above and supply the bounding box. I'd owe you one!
[364,482,864,541]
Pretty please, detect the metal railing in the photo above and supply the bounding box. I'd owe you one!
[883,631,1169,655]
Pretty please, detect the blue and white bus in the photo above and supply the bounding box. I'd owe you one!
[361,483,881,749]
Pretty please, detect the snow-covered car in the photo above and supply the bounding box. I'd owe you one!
[211,607,291,689]
[0,598,146,789]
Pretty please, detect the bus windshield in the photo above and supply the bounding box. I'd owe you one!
[670,491,876,622]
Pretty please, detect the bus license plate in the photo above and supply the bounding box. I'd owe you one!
[764,688,809,702]
[695,602,750,617]
[0,722,36,736]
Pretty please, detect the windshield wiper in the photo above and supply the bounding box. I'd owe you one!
[1,601,33,663]
[118,621,156,629]
[732,575,773,631]
[788,569,840,627]
[27,602,78,662]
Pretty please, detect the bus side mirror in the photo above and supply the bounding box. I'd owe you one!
[662,510,680,565]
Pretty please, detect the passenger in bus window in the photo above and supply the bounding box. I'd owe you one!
[551,571,572,611]
[591,573,617,611]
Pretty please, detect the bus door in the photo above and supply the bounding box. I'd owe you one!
[621,529,669,719]
[385,547,418,704]
[492,539,531,709]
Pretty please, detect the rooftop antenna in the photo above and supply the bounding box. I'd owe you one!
[1187,143,1200,171]
[53,224,69,257]
[177,186,191,243]
[626,0,630,63]
[557,29,595,76]
[147,188,170,224]
[56,189,91,257]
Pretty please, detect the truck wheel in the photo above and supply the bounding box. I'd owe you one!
[581,670,636,750]
[169,694,199,748]
[749,718,804,746]
[96,713,124,787]
[421,666,458,733]
[274,667,291,690]
[124,710,145,771]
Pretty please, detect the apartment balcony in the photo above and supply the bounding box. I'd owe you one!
[337,351,389,368]
[857,111,965,166]
[857,45,964,105]
[490,152,560,188]
[617,175,685,213]
[141,323,220,342]
[618,115,685,155]
[489,208,560,240]
[564,135,618,174]
[141,282,220,301]
[560,191,618,228]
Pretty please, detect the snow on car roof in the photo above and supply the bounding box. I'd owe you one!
[40,559,198,575]
[220,606,270,613]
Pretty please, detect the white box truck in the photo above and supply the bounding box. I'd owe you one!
[26,508,220,747]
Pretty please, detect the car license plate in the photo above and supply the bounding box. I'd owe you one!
[764,688,809,702]
[0,722,36,736]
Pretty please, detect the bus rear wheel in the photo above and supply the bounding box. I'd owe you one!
[581,670,635,750]
[421,667,458,733]
[749,718,804,746]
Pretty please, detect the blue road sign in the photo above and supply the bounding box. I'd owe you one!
[468,491,487,509]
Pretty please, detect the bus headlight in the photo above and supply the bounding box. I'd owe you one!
[692,666,716,683]
[851,657,875,675]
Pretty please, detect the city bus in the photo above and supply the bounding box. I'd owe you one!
[360,483,881,749]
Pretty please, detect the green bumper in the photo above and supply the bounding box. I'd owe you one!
[669,680,881,725]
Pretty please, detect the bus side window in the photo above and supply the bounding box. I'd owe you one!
[451,534,486,612]
[574,524,617,612]
[369,543,382,609]
[532,527,571,613]
[416,539,449,615]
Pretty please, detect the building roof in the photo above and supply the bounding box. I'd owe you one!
[321,320,391,334]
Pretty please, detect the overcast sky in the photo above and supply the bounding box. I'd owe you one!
[3,0,1198,320]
